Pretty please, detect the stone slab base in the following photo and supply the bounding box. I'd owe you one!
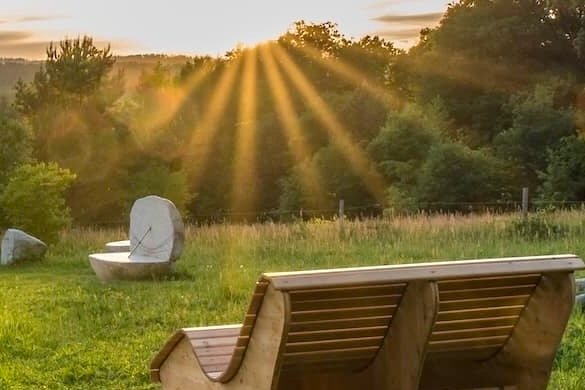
[89,252,174,282]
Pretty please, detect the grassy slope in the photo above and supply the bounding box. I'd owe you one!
[0,212,584,389]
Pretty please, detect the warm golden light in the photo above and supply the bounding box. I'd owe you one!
[269,42,387,202]
[259,43,330,208]
[294,43,399,107]
[230,48,259,214]
[183,59,242,193]
[131,62,214,145]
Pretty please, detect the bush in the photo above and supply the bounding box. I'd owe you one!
[0,162,76,243]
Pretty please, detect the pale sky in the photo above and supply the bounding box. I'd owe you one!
[0,0,449,59]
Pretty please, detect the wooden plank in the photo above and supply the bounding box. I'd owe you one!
[289,316,392,333]
[191,336,239,348]
[283,346,379,364]
[184,325,242,340]
[438,305,524,322]
[434,316,519,332]
[291,305,396,322]
[438,274,541,291]
[264,255,583,290]
[285,336,384,353]
[428,335,509,352]
[291,294,402,311]
[287,326,388,343]
[289,283,406,301]
[439,284,536,300]
[281,359,372,373]
[430,325,514,342]
[425,347,501,360]
[439,295,530,311]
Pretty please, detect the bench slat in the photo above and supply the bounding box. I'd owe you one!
[439,284,536,300]
[430,325,514,342]
[291,305,396,322]
[289,316,392,333]
[289,283,406,301]
[438,305,524,322]
[291,294,402,311]
[288,326,388,343]
[285,336,384,354]
[434,316,519,332]
[438,274,541,291]
[439,295,530,311]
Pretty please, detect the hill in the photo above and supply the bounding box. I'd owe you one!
[0,54,193,99]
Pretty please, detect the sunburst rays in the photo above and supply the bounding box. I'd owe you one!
[259,43,329,208]
[183,59,241,194]
[230,48,259,215]
[268,42,387,202]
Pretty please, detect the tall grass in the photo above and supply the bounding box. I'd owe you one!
[0,210,584,388]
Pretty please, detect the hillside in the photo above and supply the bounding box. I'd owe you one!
[0,54,193,99]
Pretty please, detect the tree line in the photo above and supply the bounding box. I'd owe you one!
[1,0,585,236]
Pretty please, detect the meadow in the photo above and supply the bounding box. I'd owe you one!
[1,210,585,389]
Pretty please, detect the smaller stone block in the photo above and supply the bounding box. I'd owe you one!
[105,240,130,252]
[1,229,47,265]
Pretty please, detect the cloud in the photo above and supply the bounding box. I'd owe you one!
[375,27,423,41]
[0,31,34,42]
[16,15,67,23]
[0,35,137,59]
[373,12,443,25]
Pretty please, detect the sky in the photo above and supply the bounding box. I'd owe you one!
[0,0,450,59]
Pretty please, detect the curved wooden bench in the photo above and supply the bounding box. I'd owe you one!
[150,254,584,389]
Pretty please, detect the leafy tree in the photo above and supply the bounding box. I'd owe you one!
[368,103,445,190]
[0,162,76,243]
[124,161,192,215]
[539,136,585,201]
[415,143,508,209]
[494,80,576,187]
[0,105,32,185]
[14,36,114,114]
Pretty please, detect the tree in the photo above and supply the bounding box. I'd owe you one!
[494,80,576,188]
[0,104,32,186]
[0,162,76,243]
[14,36,114,114]
[415,143,508,210]
[539,136,585,201]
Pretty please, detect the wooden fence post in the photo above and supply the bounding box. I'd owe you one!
[522,187,529,219]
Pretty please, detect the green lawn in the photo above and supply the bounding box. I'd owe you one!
[1,212,584,389]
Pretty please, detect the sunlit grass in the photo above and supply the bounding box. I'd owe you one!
[0,211,584,388]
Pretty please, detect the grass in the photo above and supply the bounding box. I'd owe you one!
[1,211,585,389]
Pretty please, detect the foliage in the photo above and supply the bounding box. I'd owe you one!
[123,161,192,215]
[415,143,509,209]
[495,80,576,187]
[0,162,76,243]
[539,136,585,201]
[0,106,32,185]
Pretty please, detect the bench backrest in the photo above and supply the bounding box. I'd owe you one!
[151,254,584,385]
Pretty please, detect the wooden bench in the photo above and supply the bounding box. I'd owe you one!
[150,254,584,389]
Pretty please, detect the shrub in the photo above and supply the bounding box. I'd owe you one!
[0,162,76,243]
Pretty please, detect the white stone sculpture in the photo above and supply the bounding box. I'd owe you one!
[1,229,47,265]
[89,195,184,281]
